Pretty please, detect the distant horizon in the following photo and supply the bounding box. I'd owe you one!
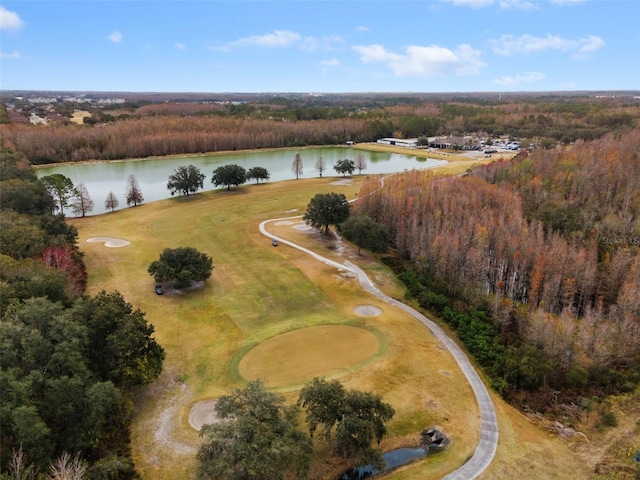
[1,1,638,93]
[4,88,640,97]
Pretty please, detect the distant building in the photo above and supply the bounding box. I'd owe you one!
[377,137,418,148]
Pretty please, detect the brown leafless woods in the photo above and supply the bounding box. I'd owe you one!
[354,131,639,394]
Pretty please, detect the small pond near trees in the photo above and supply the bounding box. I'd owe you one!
[339,447,428,479]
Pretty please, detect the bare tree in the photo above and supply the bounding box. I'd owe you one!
[104,191,119,212]
[315,156,326,178]
[71,183,94,217]
[355,153,367,175]
[125,174,144,206]
[292,153,303,180]
[50,452,88,480]
[8,448,38,480]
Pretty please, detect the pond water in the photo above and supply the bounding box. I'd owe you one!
[34,146,446,216]
[339,447,428,479]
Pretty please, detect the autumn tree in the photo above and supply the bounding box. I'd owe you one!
[125,174,144,206]
[315,156,326,178]
[197,380,313,480]
[211,164,247,190]
[334,158,355,176]
[247,166,271,184]
[40,174,76,214]
[104,191,119,212]
[292,153,303,179]
[71,183,94,217]
[354,153,367,175]
[303,192,350,234]
[167,164,206,196]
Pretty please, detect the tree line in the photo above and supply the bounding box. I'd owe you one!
[353,131,639,409]
[0,149,165,478]
[2,95,637,165]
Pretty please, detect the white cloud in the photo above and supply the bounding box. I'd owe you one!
[490,33,605,57]
[493,71,545,86]
[550,0,585,5]
[0,6,25,31]
[175,42,187,50]
[107,31,123,44]
[0,50,21,59]
[352,43,486,77]
[229,30,301,49]
[442,0,494,7]
[356,26,371,32]
[321,58,341,67]
[441,0,536,9]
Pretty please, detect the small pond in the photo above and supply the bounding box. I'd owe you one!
[339,447,427,479]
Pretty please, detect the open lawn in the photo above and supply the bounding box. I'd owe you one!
[69,165,591,479]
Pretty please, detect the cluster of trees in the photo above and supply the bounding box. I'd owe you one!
[302,192,390,256]
[3,95,637,165]
[38,172,145,217]
[0,149,165,477]
[197,378,395,479]
[354,131,639,406]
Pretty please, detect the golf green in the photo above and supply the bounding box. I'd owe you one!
[238,325,381,387]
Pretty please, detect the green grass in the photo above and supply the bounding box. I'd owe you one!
[70,170,590,480]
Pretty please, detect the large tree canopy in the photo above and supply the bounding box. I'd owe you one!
[167,164,206,196]
[197,380,313,480]
[148,246,213,289]
[339,214,389,255]
[298,378,395,470]
[246,166,271,184]
[334,158,355,176]
[40,174,76,214]
[211,164,247,190]
[1,294,163,474]
[303,192,350,234]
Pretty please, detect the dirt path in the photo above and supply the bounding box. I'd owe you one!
[259,216,498,480]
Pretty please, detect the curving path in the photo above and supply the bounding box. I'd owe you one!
[259,216,498,480]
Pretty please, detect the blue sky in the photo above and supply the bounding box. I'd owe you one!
[1,0,638,93]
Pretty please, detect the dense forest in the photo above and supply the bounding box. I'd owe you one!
[1,93,638,164]
[0,150,165,478]
[354,130,640,411]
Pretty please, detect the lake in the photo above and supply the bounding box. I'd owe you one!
[34,146,446,216]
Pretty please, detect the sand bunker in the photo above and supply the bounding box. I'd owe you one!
[275,220,294,226]
[293,223,314,232]
[188,399,221,431]
[354,304,383,317]
[86,236,131,247]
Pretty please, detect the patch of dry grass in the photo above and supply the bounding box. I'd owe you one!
[69,168,589,480]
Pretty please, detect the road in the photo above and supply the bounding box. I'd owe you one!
[259,216,498,480]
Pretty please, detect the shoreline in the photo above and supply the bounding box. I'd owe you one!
[31,142,492,169]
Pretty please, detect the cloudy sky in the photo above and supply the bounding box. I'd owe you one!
[0,0,637,93]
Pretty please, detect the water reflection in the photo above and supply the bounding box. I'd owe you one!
[35,147,446,216]
[339,447,428,479]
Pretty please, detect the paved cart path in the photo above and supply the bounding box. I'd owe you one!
[259,216,498,480]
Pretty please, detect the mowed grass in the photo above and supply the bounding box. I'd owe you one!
[69,164,589,479]
[238,324,383,389]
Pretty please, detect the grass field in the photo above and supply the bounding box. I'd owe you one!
[69,156,593,480]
